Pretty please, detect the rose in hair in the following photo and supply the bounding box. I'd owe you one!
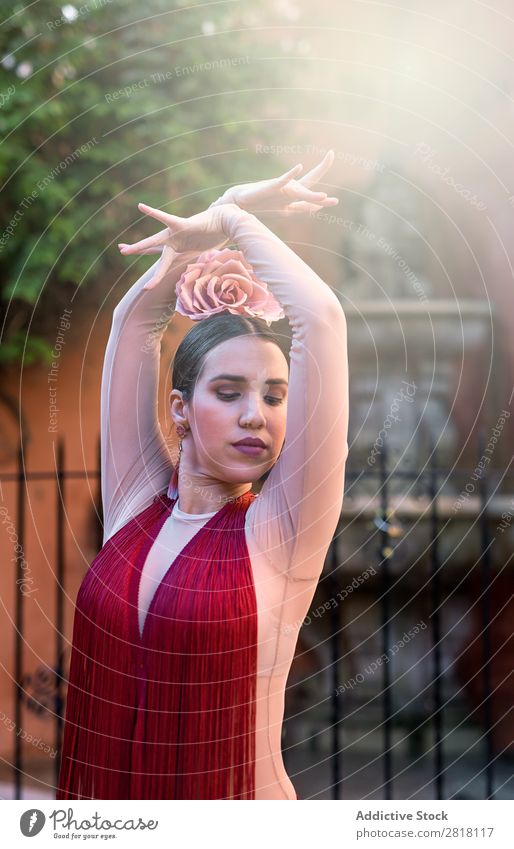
[175,247,284,326]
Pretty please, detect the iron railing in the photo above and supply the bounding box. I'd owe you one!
[2,430,512,800]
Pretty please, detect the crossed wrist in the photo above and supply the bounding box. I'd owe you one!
[214,202,254,240]
[208,186,241,209]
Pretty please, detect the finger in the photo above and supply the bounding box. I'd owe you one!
[273,163,304,187]
[143,271,165,290]
[298,149,335,188]
[286,197,338,214]
[278,177,338,205]
[138,202,180,228]
[118,241,165,255]
[118,228,169,254]
[283,182,329,202]
[298,149,335,187]
[122,246,164,255]
[142,246,176,289]
[286,200,327,214]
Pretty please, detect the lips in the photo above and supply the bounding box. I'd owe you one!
[232,437,267,448]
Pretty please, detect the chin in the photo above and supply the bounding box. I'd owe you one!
[227,469,266,484]
[216,461,273,485]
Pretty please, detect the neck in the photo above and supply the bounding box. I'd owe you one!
[175,463,252,514]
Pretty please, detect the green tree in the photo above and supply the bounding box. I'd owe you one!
[0,0,292,375]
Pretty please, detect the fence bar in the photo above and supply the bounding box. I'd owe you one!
[379,441,393,799]
[478,427,494,799]
[54,439,65,791]
[429,441,444,799]
[13,442,25,799]
[328,538,343,799]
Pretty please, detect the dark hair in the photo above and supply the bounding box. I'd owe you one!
[171,312,291,402]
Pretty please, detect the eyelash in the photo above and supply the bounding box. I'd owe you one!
[217,392,283,406]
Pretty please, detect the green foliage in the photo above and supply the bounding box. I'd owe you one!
[0,0,289,366]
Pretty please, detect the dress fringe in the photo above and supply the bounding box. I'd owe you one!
[56,491,257,800]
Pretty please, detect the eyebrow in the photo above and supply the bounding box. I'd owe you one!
[208,373,288,387]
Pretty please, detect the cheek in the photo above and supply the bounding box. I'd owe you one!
[271,406,288,440]
[190,396,231,442]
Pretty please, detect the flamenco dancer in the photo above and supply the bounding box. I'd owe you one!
[56,150,349,800]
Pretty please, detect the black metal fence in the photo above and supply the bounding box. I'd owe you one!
[281,430,513,800]
[2,431,512,799]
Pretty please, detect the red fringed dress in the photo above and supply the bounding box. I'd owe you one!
[57,490,258,800]
[57,203,348,800]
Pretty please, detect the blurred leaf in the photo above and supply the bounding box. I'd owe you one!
[0,0,289,368]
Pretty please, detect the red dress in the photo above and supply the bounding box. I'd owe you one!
[56,490,258,800]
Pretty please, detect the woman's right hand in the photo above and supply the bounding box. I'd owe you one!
[118,203,238,289]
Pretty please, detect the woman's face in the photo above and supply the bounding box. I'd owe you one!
[171,335,289,485]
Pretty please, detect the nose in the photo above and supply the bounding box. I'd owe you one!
[239,392,266,429]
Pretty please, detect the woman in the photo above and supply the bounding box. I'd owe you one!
[56,151,349,801]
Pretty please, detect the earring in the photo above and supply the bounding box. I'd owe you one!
[168,423,188,499]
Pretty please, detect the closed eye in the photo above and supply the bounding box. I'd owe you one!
[217,392,283,405]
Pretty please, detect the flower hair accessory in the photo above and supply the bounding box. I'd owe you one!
[174,247,285,326]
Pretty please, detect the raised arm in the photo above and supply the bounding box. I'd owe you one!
[219,204,349,581]
[101,249,206,545]
[118,186,349,580]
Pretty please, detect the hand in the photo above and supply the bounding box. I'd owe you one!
[118,203,233,290]
[210,149,339,217]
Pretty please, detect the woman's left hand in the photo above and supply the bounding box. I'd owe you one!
[117,204,235,289]
[209,149,339,217]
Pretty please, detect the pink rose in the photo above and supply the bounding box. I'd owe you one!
[174,247,285,326]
